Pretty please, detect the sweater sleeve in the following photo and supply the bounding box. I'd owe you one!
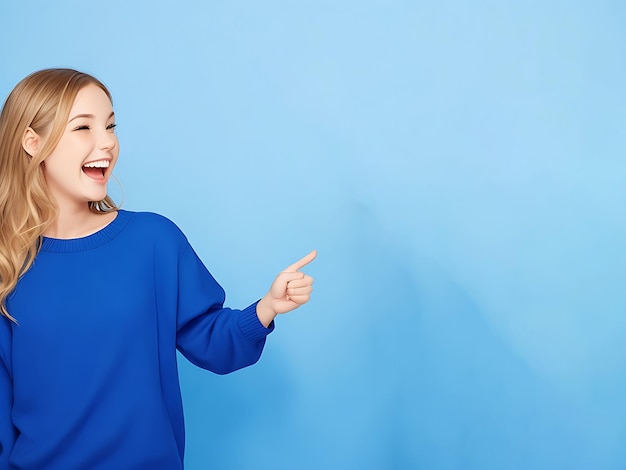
[0,318,16,467]
[175,244,274,375]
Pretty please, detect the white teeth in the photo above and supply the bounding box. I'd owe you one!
[83,160,110,168]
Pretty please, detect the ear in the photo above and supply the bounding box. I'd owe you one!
[22,127,41,157]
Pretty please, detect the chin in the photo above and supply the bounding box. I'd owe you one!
[86,191,108,203]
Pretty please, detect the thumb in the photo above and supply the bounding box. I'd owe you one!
[270,271,305,298]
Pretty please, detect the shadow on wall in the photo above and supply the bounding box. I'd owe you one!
[347,201,593,470]
[179,199,608,470]
[179,343,297,469]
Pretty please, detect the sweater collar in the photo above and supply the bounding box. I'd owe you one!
[41,210,132,253]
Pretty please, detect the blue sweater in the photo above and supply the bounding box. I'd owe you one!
[0,210,273,469]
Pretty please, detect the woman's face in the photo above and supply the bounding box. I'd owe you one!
[42,84,119,211]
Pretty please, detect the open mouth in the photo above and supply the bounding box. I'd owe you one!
[82,160,109,181]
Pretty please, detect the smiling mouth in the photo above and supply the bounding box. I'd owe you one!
[82,160,109,181]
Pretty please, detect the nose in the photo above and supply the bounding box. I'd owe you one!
[98,129,117,152]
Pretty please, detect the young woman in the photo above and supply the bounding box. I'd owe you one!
[0,68,315,469]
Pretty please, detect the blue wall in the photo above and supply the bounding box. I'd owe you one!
[2,1,626,468]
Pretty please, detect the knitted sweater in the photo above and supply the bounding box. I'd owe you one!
[0,210,273,469]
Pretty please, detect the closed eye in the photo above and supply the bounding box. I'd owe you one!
[74,125,90,131]
[107,123,117,131]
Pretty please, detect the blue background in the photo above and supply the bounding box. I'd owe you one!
[2,1,626,468]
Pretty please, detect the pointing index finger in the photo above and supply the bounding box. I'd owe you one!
[283,250,317,272]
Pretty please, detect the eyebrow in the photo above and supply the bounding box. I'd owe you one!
[68,111,115,123]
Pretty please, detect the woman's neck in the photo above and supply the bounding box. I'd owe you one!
[44,206,117,239]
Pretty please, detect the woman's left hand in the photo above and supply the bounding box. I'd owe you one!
[256,250,316,327]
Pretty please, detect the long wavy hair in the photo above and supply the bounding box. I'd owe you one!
[0,68,118,321]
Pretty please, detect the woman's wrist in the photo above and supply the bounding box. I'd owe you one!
[256,296,277,328]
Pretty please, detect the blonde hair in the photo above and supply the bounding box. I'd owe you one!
[0,68,118,321]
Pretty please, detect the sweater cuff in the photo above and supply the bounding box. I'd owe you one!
[238,301,274,344]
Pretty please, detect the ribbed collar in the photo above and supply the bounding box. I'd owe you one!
[41,210,133,253]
